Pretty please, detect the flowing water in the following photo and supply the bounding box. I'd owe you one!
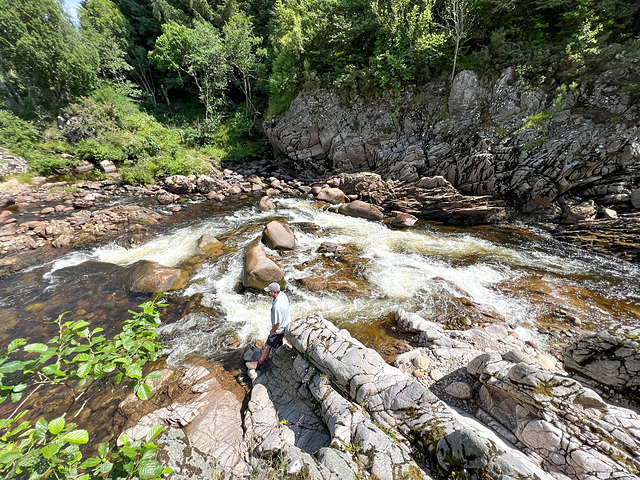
[1,195,639,440]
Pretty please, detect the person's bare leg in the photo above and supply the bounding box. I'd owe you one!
[259,345,271,364]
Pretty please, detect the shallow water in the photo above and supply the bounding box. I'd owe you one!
[1,195,639,435]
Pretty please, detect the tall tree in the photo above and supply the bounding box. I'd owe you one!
[442,0,475,81]
[223,14,265,115]
[150,21,231,122]
[80,0,133,83]
[0,0,98,114]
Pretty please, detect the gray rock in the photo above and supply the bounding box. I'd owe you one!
[448,70,484,120]
[444,381,473,400]
[154,427,217,480]
[165,175,195,194]
[563,326,640,396]
[0,148,29,177]
[317,447,359,480]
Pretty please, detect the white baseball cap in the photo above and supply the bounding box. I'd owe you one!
[264,282,281,292]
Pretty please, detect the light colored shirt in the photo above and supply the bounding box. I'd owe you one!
[271,291,291,334]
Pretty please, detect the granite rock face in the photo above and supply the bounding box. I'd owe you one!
[265,68,640,217]
[469,352,640,480]
[284,313,553,480]
[563,325,640,397]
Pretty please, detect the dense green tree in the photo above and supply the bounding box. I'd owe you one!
[0,0,98,114]
[80,0,134,83]
[150,20,231,122]
[223,14,266,115]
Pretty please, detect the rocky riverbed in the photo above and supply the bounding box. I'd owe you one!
[2,160,639,280]
[2,162,640,479]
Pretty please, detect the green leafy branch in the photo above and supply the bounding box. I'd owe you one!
[0,296,172,480]
[0,296,168,410]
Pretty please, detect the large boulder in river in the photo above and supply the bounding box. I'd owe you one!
[128,260,189,293]
[165,175,195,194]
[242,242,284,290]
[563,325,640,397]
[261,221,295,250]
[316,187,345,204]
[338,200,383,220]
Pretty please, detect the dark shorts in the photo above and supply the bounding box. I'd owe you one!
[266,332,284,348]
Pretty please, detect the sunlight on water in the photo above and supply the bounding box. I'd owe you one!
[39,197,640,360]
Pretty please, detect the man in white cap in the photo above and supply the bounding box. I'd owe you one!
[247,282,291,371]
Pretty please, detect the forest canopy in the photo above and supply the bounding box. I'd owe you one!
[0,0,638,178]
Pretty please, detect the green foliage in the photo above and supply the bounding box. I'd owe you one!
[0,110,39,152]
[120,161,157,185]
[0,297,170,480]
[27,154,76,176]
[76,139,126,163]
[521,109,553,130]
[0,0,99,112]
[208,109,263,161]
[150,20,231,123]
[80,0,133,82]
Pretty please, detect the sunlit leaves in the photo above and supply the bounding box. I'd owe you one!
[0,298,169,480]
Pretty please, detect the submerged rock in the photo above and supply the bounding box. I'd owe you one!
[128,260,189,293]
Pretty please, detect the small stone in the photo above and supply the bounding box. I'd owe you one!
[413,370,426,378]
[430,369,444,381]
[412,355,431,370]
[444,381,473,400]
[536,354,556,372]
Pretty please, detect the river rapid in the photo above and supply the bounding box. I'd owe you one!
[1,194,639,441]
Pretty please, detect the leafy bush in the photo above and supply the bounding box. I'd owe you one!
[0,298,172,480]
[155,149,210,176]
[75,139,126,163]
[209,110,263,162]
[120,161,158,185]
[28,153,75,176]
[0,110,39,152]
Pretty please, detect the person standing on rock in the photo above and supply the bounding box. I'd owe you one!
[247,282,291,371]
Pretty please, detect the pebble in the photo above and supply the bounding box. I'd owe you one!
[430,369,444,381]
[536,354,556,372]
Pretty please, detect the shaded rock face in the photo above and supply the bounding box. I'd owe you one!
[242,242,284,290]
[264,68,640,216]
[563,326,640,398]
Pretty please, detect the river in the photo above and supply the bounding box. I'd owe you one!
[1,194,639,441]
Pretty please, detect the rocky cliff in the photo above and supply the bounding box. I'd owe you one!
[265,68,640,222]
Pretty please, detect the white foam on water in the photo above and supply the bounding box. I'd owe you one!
[38,196,640,357]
